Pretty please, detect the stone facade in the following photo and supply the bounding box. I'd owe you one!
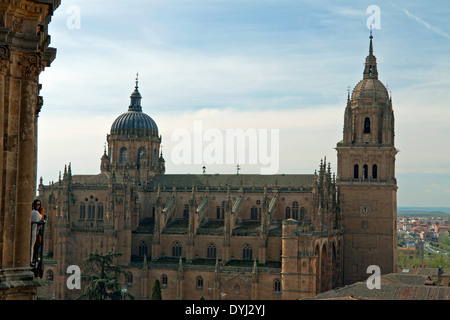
[0,0,59,300]
[38,162,342,300]
[36,35,396,300]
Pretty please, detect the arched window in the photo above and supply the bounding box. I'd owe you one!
[354,164,359,179]
[363,164,368,180]
[88,203,95,220]
[137,148,145,169]
[243,244,252,260]
[196,276,204,290]
[97,203,104,220]
[274,279,281,293]
[364,117,371,134]
[217,201,225,219]
[285,207,291,219]
[207,243,216,259]
[80,203,86,220]
[120,147,128,164]
[172,241,182,257]
[256,200,261,220]
[139,241,148,257]
[251,206,258,220]
[372,164,378,179]
[183,204,189,219]
[161,274,168,288]
[292,201,299,220]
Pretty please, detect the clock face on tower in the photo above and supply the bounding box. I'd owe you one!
[360,205,371,216]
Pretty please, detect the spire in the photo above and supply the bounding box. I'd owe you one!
[102,142,108,159]
[363,30,378,80]
[214,258,220,281]
[178,256,184,279]
[142,255,148,273]
[252,259,258,282]
[129,73,142,112]
[135,72,139,90]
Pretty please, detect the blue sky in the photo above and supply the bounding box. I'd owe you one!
[37,0,450,207]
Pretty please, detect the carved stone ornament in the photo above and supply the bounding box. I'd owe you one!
[0,45,10,59]
[0,45,11,73]
[36,96,43,116]
[18,53,42,79]
[12,18,24,32]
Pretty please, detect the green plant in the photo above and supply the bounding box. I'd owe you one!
[77,251,133,300]
[151,278,162,300]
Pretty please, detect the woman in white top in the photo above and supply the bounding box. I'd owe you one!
[30,199,43,265]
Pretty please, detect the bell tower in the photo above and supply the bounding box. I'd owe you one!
[336,33,397,285]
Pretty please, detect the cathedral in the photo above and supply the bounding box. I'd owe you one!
[37,34,397,300]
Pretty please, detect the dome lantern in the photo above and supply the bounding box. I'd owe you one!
[129,73,142,112]
[363,30,378,80]
[110,75,159,137]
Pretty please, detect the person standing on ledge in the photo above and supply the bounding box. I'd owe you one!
[30,199,43,266]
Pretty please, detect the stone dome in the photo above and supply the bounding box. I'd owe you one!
[110,77,159,137]
[350,78,389,107]
[110,110,159,137]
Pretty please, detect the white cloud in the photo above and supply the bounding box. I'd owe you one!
[37,105,343,182]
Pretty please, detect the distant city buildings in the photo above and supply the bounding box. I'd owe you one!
[398,216,450,243]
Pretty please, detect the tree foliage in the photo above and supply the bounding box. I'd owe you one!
[398,251,450,269]
[151,278,162,300]
[77,251,133,300]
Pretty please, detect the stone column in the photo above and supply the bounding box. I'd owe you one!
[0,48,7,268]
[0,0,60,300]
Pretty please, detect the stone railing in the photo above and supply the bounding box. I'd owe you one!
[130,261,281,274]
